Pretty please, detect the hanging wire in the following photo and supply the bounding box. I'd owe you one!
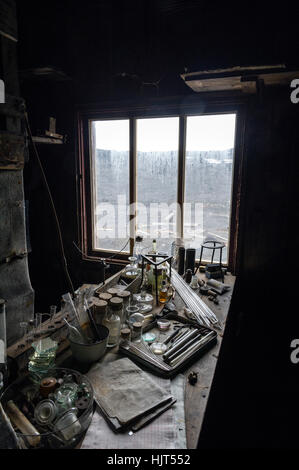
[24,112,75,297]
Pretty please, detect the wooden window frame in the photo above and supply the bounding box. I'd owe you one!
[77,95,247,274]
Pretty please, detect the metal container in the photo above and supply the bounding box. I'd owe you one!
[0,368,94,449]
[69,325,109,363]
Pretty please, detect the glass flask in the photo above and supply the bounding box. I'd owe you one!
[124,256,139,279]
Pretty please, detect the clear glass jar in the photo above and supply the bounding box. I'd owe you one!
[125,304,139,324]
[102,298,122,347]
[116,291,131,318]
[91,297,107,324]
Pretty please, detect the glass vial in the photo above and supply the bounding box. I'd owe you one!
[132,322,143,343]
[119,328,131,350]
[159,280,168,304]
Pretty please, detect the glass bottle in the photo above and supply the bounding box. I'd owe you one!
[132,322,143,343]
[152,239,157,254]
[134,235,144,267]
[91,298,108,325]
[116,290,131,318]
[102,298,122,347]
[119,328,131,350]
[159,280,168,304]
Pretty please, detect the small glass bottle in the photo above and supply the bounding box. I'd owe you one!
[132,322,143,343]
[91,298,107,325]
[152,239,157,254]
[134,235,144,267]
[103,297,122,347]
[119,328,131,350]
[159,280,168,304]
[116,291,131,319]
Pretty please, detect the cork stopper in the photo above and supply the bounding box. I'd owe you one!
[91,297,108,312]
[107,287,120,296]
[109,296,123,310]
[98,292,112,302]
[116,290,130,300]
[120,328,131,340]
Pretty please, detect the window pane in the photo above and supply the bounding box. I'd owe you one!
[136,117,179,254]
[91,119,130,252]
[184,114,236,263]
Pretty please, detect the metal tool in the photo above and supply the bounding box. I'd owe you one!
[165,333,202,363]
[163,329,199,360]
[169,332,215,367]
[169,328,190,346]
[163,326,184,345]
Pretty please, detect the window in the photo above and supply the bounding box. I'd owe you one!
[78,100,243,272]
[90,119,130,252]
[184,114,236,263]
[136,117,179,254]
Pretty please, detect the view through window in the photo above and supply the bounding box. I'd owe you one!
[90,113,236,263]
[92,119,130,252]
[137,117,179,254]
[184,114,236,263]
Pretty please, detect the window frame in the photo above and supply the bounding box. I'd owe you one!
[77,95,247,274]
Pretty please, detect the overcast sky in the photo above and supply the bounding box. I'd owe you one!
[94,113,236,152]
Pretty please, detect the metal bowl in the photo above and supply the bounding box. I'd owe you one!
[69,325,109,363]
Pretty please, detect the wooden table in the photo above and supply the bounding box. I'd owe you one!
[7,268,235,449]
[85,269,235,449]
[181,271,235,448]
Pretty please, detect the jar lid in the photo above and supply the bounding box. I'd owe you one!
[98,292,112,301]
[107,287,120,296]
[109,297,123,309]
